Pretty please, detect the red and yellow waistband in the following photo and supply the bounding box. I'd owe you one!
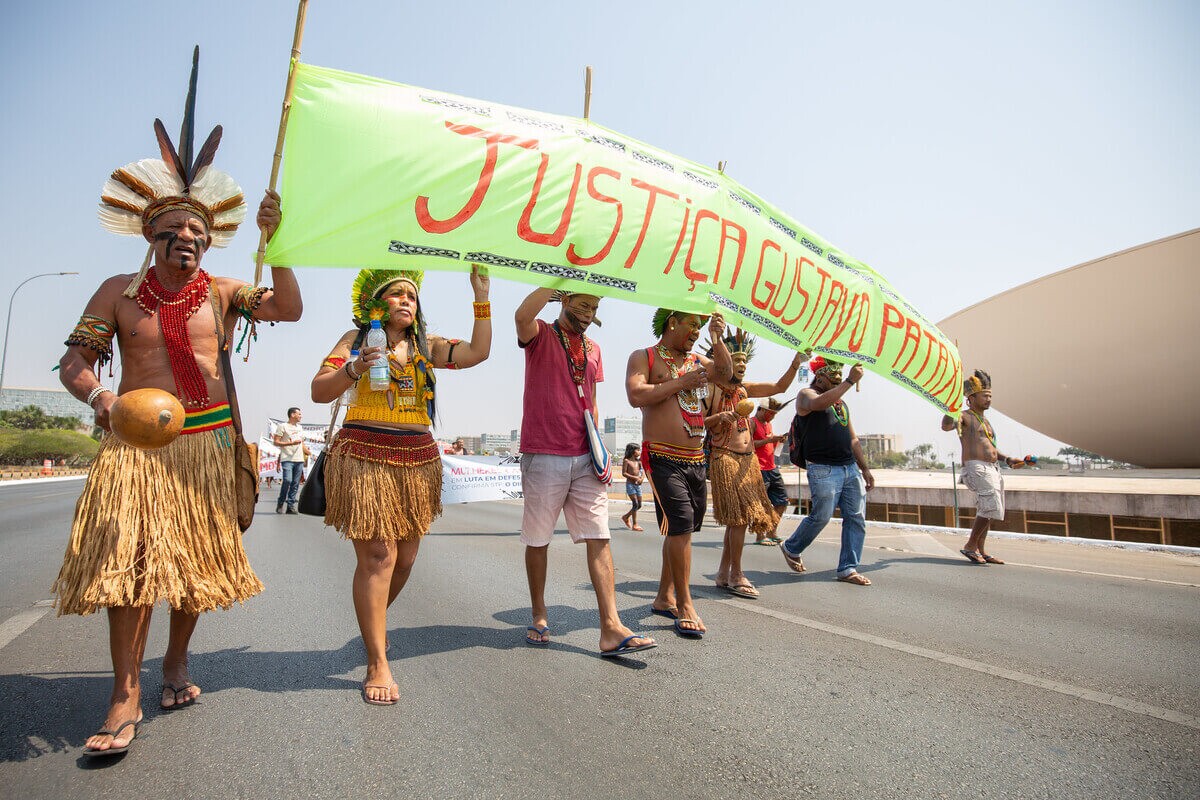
[182,402,233,434]
[644,440,707,464]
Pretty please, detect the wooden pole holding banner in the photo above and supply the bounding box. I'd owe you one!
[254,0,311,286]
[583,65,593,121]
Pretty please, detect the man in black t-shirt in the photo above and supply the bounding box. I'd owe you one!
[780,357,876,585]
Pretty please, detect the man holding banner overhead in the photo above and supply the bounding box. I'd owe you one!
[626,309,732,638]
[515,288,656,658]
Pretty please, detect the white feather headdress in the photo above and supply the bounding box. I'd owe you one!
[98,47,246,297]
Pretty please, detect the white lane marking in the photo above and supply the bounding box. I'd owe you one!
[0,606,51,651]
[617,566,1200,731]
[720,598,1200,732]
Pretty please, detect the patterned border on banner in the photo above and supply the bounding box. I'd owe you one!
[389,241,461,260]
[891,370,952,412]
[823,348,878,366]
[506,111,565,133]
[709,293,804,349]
[633,151,674,172]
[587,273,637,293]
[466,252,528,271]
[530,262,589,281]
[729,191,761,215]
[769,218,797,240]
[420,94,492,117]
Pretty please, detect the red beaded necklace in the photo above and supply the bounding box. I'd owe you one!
[553,322,590,387]
[135,268,213,407]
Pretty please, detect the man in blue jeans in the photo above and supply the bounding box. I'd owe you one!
[273,407,306,514]
[781,357,876,585]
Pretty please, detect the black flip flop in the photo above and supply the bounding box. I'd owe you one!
[83,718,140,758]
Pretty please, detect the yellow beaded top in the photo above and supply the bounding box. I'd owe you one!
[344,351,434,427]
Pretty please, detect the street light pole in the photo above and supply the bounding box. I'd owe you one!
[0,272,80,396]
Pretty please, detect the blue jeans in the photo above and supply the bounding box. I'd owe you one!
[278,461,304,508]
[782,463,866,577]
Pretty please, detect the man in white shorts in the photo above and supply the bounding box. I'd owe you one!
[515,288,655,658]
[941,369,1026,564]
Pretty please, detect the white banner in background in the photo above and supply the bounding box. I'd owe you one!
[441,455,522,504]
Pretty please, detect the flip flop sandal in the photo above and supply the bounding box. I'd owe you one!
[959,549,987,565]
[836,572,872,586]
[83,717,141,757]
[725,583,760,599]
[362,682,399,706]
[160,681,199,711]
[650,606,679,619]
[600,634,658,658]
[525,625,551,646]
[981,554,1005,564]
[673,618,705,639]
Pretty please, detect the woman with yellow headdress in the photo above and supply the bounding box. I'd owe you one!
[312,265,491,705]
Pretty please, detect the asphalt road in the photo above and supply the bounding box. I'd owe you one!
[0,479,1197,799]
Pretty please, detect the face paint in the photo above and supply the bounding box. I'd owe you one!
[154,231,202,269]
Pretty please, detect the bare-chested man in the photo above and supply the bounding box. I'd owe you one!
[705,332,808,598]
[625,309,731,638]
[53,62,301,756]
[941,369,1025,565]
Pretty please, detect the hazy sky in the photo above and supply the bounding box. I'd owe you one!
[2,1,1196,460]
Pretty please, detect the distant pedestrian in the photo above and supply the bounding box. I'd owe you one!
[620,443,645,531]
[941,370,1025,565]
[272,407,305,514]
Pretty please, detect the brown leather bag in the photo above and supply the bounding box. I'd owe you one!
[213,289,258,532]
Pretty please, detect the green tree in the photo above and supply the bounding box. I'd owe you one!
[0,405,82,431]
[0,428,99,465]
[905,442,944,469]
[868,451,908,469]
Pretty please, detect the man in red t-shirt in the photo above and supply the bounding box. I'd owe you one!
[751,398,789,543]
[514,287,655,659]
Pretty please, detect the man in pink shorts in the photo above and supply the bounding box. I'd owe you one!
[515,288,655,658]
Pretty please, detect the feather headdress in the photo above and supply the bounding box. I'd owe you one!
[351,268,424,325]
[651,308,710,338]
[98,47,247,297]
[964,369,992,397]
[704,328,756,362]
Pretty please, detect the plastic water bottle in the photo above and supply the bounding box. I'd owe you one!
[798,362,810,385]
[366,320,389,391]
[342,349,360,403]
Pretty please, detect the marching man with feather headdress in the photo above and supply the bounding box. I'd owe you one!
[53,49,301,757]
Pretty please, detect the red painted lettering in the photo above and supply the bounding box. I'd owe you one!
[624,179,679,270]
[517,154,583,247]
[415,123,538,234]
[566,166,624,266]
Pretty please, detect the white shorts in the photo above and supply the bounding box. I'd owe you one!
[961,460,1005,520]
[520,453,610,547]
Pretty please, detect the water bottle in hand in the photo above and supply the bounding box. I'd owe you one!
[366,320,389,391]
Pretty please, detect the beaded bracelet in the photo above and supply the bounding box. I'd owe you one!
[472,301,491,320]
[345,360,362,381]
[86,386,111,406]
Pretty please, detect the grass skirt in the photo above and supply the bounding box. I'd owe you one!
[324,425,442,541]
[709,448,779,534]
[53,428,263,616]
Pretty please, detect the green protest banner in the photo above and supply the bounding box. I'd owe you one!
[265,62,961,414]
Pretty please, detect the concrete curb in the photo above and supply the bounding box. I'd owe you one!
[0,475,88,488]
[775,512,1200,556]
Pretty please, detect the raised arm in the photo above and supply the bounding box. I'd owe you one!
[798,364,864,414]
[245,190,302,322]
[515,287,556,345]
[743,350,808,397]
[431,265,492,369]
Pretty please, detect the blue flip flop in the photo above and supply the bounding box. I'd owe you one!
[673,618,705,639]
[525,625,551,646]
[650,606,678,620]
[600,634,658,658]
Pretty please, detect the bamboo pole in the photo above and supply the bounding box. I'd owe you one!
[583,66,593,121]
[254,0,311,286]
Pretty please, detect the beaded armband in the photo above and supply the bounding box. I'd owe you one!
[233,285,268,320]
[322,356,347,371]
[472,301,491,320]
[443,338,462,370]
[64,314,116,367]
